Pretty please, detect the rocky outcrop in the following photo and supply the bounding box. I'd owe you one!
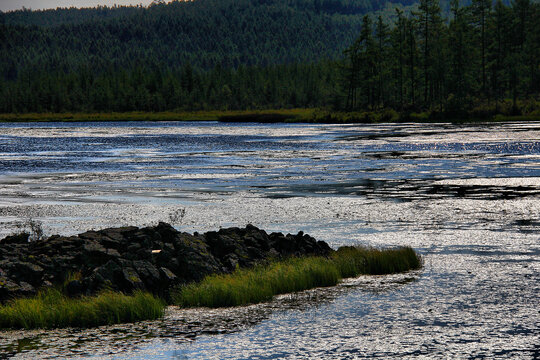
[0,223,332,302]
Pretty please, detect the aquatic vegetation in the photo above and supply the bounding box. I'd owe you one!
[0,289,165,329]
[174,257,340,308]
[332,246,422,277]
[173,246,422,308]
[0,244,421,328]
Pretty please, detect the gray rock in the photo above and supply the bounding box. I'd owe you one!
[1,233,29,244]
[66,280,84,297]
[0,223,333,302]
[133,260,161,285]
[120,267,145,290]
[159,267,177,283]
[16,262,44,281]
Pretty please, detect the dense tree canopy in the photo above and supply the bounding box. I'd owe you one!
[341,0,540,114]
[0,0,538,114]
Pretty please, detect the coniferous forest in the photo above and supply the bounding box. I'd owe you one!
[0,0,539,118]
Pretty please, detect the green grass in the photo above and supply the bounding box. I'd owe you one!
[0,109,315,123]
[1,107,539,123]
[174,257,340,308]
[173,246,422,308]
[331,246,422,277]
[0,288,165,329]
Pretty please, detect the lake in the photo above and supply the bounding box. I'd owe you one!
[0,121,539,358]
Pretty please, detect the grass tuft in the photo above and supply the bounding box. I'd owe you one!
[332,246,422,276]
[173,246,421,308]
[173,257,340,308]
[0,288,165,329]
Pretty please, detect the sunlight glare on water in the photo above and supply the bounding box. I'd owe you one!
[0,121,539,359]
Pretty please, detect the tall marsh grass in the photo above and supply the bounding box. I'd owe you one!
[174,257,340,308]
[332,246,422,277]
[174,246,421,308]
[0,288,164,329]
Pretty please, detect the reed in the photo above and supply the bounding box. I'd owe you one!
[174,246,421,308]
[332,246,422,276]
[174,257,340,308]
[0,288,164,329]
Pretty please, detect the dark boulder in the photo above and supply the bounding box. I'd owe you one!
[15,262,44,284]
[66,280,84,297]
[173,232,221,282]
[1,233,29,245]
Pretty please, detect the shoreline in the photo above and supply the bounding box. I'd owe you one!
[0,223,333,303]
[0,108,539,124]
[0,223,421,329]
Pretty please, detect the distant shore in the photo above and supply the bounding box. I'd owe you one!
[1,108,539,124]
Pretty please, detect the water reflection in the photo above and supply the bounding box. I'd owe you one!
[0,122,539,358]
[171,351,188,360]
[0,273,420,359]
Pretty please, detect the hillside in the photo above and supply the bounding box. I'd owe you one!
[0,0,538,114]
[0,0,408,112]
[0,0,419,72]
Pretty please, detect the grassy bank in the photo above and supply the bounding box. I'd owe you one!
[1,103,539,124]
[0,109,313,123]
[173,246,422,308]
[0,289,164,329]
[306,107,540,124]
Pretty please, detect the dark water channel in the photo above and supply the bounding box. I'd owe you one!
[0,121,539,358]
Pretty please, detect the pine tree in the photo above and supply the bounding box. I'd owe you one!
[375,15,390,109]
[487,0,510,110]
[393,9,406,110]
[415,0,443,108]
[471,0,491,99]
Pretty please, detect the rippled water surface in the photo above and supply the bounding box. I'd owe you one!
[0,121,539,359]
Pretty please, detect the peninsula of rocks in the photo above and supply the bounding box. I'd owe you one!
[0,223,332,302]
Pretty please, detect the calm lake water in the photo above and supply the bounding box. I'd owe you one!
[0,121,539,359]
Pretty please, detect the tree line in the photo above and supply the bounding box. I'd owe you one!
[0,0,538,114]
[341,0,540,114]
[1,0,365,112]
[0,61,341,113]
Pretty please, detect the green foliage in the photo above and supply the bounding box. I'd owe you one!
[173,246,422,308]
[0,62,342,112]
[1,0,371,112]
[340,0,540,114]
[173,257,340,307]
[0,288,165,329]
[332,246,422,276]
[0,0,538,114]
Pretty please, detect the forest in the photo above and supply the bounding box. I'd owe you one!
[341,0,540,117]
[0,0,539,117]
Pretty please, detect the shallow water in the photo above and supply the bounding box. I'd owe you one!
[0,121,539,359]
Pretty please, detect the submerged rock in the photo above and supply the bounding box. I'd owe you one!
[0,223,332,302]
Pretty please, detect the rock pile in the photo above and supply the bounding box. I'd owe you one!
[0,223,332,302]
